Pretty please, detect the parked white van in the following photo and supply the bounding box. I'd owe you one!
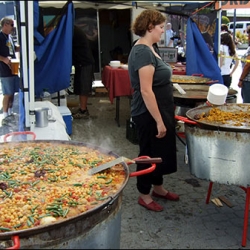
[227,21,250,34]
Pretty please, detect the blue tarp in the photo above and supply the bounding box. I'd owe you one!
[34,0,74,97]
[186,17,223,84]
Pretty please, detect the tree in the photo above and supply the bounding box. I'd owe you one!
[221,16,230,24]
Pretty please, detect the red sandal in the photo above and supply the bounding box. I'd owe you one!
[138,197,163,212]
[152,191,179,201]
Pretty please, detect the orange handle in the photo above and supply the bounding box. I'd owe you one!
[129,156,159,177]
[6,236,20,249]
[3,131,36,142]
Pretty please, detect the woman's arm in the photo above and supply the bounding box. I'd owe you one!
[238,54,250,88]
[139,64,166,138]
[230,54,239,76]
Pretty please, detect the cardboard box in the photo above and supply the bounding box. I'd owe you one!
[57,106,72,135]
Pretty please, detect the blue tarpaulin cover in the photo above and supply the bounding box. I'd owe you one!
[33,0,74,97]
[186,17,223,84]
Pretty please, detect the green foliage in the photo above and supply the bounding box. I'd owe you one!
[236,31,248,44]
[221,16,230,24]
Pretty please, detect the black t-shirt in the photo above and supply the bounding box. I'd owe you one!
[72,26,95,66]
[0,32,16,77]
[128,44,172,116]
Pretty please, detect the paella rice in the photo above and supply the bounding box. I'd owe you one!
[0,141,126,232]
[195,107,250,126]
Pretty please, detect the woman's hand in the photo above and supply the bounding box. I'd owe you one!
[238,80,243,88]
[156,121,167,138]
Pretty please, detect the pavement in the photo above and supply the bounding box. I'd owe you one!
[1,48,250,249]
[70,94,249,249]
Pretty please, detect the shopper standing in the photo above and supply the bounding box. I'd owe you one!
[72,25,95,119]
[165,22,174,47]
[0,17,20,125]
[128,9,179,212]
[220,32,239,88]
[238,26,250,103]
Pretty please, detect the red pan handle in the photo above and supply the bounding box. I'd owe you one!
[3,131,36,142]
[192,73,203,77]
[6,236,20,249]
[175,115,198,125]
[129,156,161,177]
[206,80,219,85]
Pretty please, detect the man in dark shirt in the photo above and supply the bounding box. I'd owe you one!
[72,25,95,119]
[0,17,20,125]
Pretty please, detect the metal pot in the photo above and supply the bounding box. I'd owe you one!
[0,140,158,249]
[35,108,50,128]
[184,124,250,187]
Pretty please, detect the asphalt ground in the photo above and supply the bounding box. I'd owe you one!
[0,48,249,249]
[0,93,250,249]
[69,95,250,249]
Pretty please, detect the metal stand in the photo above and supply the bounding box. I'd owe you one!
[206,181,250,247]
[115,97,120,127]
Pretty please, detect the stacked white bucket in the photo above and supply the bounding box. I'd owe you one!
[109,60,121,68]
[207,84,228,105]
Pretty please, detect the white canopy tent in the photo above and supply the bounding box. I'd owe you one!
[19,1,36,131]
[18,0,218,131]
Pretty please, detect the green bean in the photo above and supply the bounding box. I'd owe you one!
[73,183,82,187]
[0,227,11,231]
[27,220,32,227]
[28,215,34,224]
[31,205,39,213]
[63,208,69,217]
[97,176,107,179]
[96,196,108,201]
[31,180,40,187]
[39,213,52,219]
[105,179,113,184]
[76,163,85,168]
[3,190,12,198]
[13,223,22,228]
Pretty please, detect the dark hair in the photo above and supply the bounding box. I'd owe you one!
[131,9,166,37]
[221,32,236,56]
[221,24,229,32]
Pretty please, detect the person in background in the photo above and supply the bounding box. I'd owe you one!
[238,26,250,103]
[128,9,179,212]
[0,17,20,126]
[221,24,239,46]
[165,22,174,47]
[220,32,239,88]
[193,15,213,51]
[72,25,95,119]
[221,24,228,33]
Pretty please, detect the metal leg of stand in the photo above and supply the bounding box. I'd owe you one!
[115,97,120,127]
[57,91,60,106]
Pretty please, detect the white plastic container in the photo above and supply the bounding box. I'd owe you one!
[109,60,121,68]
[207,84,228,105]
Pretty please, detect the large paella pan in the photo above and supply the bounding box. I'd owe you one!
[171,74,217,84]
[0,140,159,249]
[176,103,250,132]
